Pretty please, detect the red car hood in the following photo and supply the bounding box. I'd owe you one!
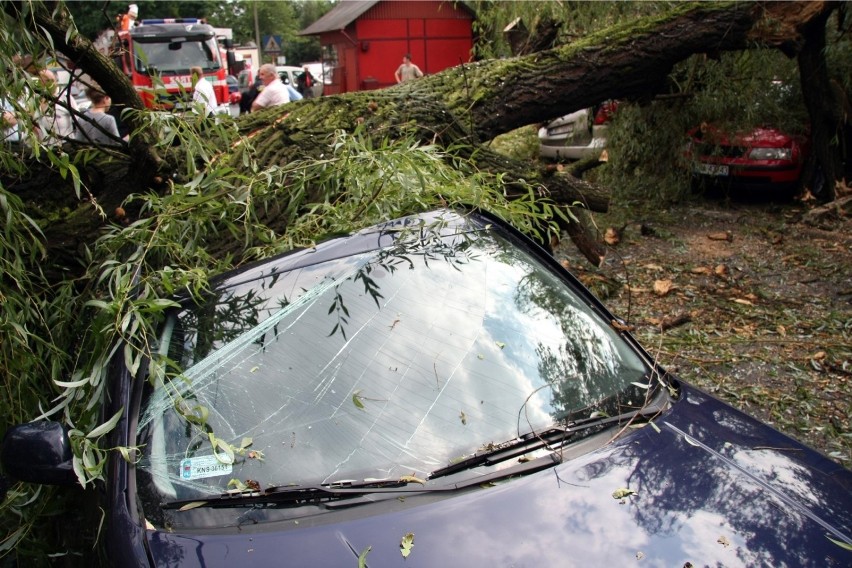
[691,125,801,148]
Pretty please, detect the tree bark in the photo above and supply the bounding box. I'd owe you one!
[3,1,837,268]
[798,5,843,200]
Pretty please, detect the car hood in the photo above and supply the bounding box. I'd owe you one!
[143,383,852,567]
[690,125,800,148]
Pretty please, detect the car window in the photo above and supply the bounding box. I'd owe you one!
[135,213,649,515]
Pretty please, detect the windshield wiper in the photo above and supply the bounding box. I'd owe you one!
[162,453,564,512]
[429,406,661,480]
[161,478,418,511]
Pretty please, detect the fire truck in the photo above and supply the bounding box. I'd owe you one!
[111,18,229,112]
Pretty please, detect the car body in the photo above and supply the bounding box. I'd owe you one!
[538,101,618,161]
[2,209,851,566]
[237,68,254,95]
[686,124,810,192]
[225,74,239,94]
[225,75,241,108]
[276,64,322,98]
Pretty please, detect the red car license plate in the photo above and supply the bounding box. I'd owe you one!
[695,163,729,177]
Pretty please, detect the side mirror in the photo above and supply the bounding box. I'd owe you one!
[1,421,77,486]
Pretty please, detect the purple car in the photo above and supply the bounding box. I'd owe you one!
[3,209,851,566]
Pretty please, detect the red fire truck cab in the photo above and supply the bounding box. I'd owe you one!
[112,18,229,112]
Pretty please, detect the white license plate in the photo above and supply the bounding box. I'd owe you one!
[695,163,729,177]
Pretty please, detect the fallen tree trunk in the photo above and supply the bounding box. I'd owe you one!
[3,1,836,267]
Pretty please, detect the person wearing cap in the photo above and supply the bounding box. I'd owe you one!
[121,4,138,31]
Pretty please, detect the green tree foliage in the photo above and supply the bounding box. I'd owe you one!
[472,1,850,201]
[0,2,564,560]
[470,0,676,59]
[0,1,846,562]
[67,1,222,38]
[598,48,808,202]
[204,0,330,65]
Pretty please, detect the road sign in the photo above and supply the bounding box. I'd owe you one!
[262,35,282,54]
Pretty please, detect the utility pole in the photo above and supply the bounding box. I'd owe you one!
[253,1,261,62]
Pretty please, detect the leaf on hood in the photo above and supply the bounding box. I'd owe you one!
[400,532,415,559]
[826,535,852,551]
[352,390,366,410]
[399,475,426,485]
[178,501,207,512]
[612,487,638,499]
[358,546,372,568]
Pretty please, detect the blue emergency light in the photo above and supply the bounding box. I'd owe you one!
[140,18,201,25]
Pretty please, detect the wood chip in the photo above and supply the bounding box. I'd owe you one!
[708,231,733,242]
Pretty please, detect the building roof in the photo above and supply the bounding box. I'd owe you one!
[299,1,380,36]
[299,1,475,36]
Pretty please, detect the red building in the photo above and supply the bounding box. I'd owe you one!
[300,0,475,94]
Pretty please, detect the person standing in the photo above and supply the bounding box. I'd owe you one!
[35,69,78,146]
[190,66,217,116]
[120,4,138,31]
[297,67,315,98]
[251,64,290,112]
[75,86,122,146]
[394,54,423,84]
[1,99,20,143]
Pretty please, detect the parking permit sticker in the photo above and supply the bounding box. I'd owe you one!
[179,455,233,480]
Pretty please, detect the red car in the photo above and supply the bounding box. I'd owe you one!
[687,123,809,192]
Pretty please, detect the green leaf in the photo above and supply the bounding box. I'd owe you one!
[826,535,852,551]
[209,434,235,464]
[352,390,366,410]
[357,546,372,568]
[495,341,506,349]
[178,501,208,512]
[400,532,414,559]
[86,408,124,439]
[612,487,638,499]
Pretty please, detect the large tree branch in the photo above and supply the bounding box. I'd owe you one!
[3,1,836,271]
[5,1,167,178]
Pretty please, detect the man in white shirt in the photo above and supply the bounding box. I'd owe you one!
[36,69,78,146]
[251,63,290,112]
[2,99,20,143]
[190,66,217,116]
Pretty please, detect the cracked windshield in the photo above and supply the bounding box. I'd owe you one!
[135,214,648,512]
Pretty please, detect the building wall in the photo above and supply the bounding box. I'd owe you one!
[357,1,473,89]
[319,1,473,93]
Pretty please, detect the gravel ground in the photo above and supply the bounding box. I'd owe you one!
[555,195,852,466]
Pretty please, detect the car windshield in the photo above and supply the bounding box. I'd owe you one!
[133,37,221,74]
[135,211,649,509]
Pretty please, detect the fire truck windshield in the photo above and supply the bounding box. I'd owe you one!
[133,37,221,75]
